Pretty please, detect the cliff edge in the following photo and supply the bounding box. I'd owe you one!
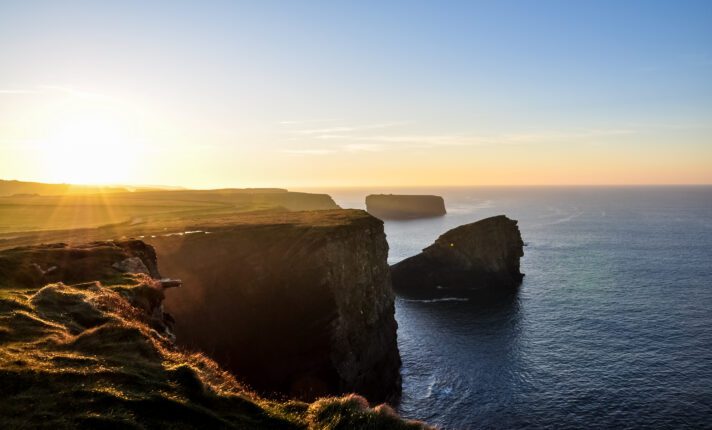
[0,240,427,429]
[366,194,446,220]
[391,215,524,297]
[148,209,402,403]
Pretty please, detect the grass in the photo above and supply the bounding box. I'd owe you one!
[0,248,430,429]
[0,188,339,234]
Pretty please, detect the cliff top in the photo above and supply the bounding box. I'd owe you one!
[182,209,379,231]
[0,187,339,239]
[0,194,346,249]
[432,215,518,248]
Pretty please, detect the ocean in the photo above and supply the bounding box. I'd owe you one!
[326,186,712,429]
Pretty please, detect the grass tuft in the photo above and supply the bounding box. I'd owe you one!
[0,273,432,429]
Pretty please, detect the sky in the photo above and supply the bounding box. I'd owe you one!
[0,0,711,187]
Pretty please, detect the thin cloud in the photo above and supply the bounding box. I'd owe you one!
[497,129,635,144]
[281,148,336,156]
[0,85,113,101]
[293,121,410,135]
[343,143,387,152]
[0,89,40,95]
[278,119,343,126]
[361,134,485,147]
[279,127,642,155]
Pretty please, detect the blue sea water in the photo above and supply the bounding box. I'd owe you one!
[328,186,712,429]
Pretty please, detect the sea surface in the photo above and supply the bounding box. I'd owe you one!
[325,186,712,429]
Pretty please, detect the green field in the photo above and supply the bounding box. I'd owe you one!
[0,189,338,235]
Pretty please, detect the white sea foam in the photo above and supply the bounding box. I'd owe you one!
[402,297,470,303]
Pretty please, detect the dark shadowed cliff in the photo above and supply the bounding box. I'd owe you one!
[366,194,446,220]
[147,209,402,403]
[0,241,428,429]
[391,215,524,298]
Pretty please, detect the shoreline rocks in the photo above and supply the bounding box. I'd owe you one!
[391,215,524,298]
[366,194,446,220]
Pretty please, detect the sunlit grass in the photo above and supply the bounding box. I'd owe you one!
[0,250,429,429]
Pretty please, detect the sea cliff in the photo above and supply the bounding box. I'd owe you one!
[0,240,426,429]
[148,209,402,403]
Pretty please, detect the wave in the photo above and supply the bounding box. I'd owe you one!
[402,297,470,303]
[543,210,585,225]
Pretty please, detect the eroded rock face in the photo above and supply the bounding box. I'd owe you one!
[391,215,524,297]
[366,194,446,220]
[147,209,401,403]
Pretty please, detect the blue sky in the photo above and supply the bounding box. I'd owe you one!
[1,1,711,186]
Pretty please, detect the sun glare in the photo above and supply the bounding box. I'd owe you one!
[38,108,144,185]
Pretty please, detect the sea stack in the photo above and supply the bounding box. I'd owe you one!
[147,209,401,403]
[391,215,524,298]
[366,194,446,220]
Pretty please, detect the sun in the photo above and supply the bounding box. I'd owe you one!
[38,107,144,185]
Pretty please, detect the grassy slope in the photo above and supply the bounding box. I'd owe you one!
[0,188,339,242]
[0,256,429,429]
[0,179,130,197]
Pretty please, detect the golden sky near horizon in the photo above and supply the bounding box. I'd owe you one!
[1,2,711,188]
[1,87,710,188]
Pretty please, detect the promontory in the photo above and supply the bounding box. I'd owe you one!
[0,237,426,429]
[147,209,402,404]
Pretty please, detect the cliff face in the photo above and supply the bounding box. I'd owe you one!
[391,215,524,297]
[366,194,446,220]
[147,209,402,403]
[0,240,427,429]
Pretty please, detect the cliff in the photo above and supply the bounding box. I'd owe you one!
[391,215,524,297]
[147,209,402,404]
[366,194,446,220]
[0,240,427,429]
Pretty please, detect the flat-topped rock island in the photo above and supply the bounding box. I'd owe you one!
[366,194,446,220]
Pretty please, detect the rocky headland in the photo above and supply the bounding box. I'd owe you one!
[365,194,446,220]
[147,209,401,403]
[391,215,524,298]
[0,240,427,429]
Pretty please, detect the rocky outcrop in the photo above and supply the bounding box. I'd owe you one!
[0,240,160,289]
[147,209,401,403]
[366,194,446,220]
[391,215,524,297]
